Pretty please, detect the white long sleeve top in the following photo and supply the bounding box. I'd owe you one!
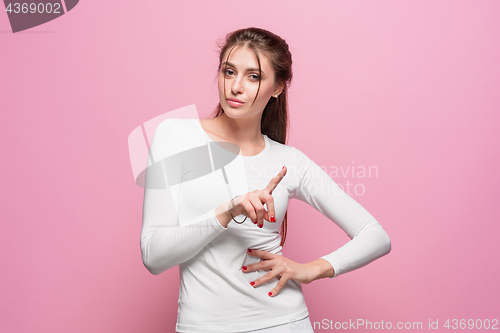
[140,118,391,332]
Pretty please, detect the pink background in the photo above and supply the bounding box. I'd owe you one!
[1,1,499,332]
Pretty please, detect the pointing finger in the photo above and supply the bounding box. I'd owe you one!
[264,166,287,196]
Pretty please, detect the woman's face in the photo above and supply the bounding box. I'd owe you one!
[218,45,281,120]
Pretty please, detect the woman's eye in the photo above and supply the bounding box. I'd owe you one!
[224,69,235,76]
[249,74,260,81]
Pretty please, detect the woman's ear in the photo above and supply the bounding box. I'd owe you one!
[274,83,285,97]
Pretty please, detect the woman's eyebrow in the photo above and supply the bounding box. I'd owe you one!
[222,61,266,75]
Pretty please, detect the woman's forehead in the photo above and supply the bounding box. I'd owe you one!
[222,45,272,71]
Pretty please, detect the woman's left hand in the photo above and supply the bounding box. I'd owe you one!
[243,249,314,297]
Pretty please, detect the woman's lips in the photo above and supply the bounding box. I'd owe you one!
[227,99,245,108]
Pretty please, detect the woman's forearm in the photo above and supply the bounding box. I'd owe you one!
[141,207,227,275]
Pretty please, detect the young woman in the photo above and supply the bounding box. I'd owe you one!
[141,27,391,333]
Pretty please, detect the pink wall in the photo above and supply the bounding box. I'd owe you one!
[1,0,499,332]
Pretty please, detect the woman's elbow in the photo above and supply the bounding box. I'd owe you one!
[381,231,391,256]
[141,238,164,275]
[142,256,162,275]
[146,266,162,276]
[142,252,176,275]
[141,246,164,275]
[367,223,392,258]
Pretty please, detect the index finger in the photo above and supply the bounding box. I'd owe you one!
[263,166,287,195]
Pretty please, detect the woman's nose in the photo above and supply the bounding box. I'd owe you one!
[231,77,243,95]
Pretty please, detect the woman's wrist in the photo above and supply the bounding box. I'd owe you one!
[214,200,242,228]
[228,195,245,216]
[214,202,231,228]
[307,258,336,281]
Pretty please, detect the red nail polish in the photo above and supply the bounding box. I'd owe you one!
[250,281,255,286]
[270,216,276,222]
[282,166,285,169]
[248,249,252,253]
[242,266,247,270]
[268,292,273,296]
[258,223,263,228]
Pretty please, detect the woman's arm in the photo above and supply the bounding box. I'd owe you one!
[141,188,229,275]
[291,147,391,279]
[140,119,230,275]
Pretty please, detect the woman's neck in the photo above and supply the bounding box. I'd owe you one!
[214,113,265,146]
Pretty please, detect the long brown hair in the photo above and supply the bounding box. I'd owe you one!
[209,27,293,247]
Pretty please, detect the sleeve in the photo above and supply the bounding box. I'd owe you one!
[290,147,391,279]
[140,119,227,275]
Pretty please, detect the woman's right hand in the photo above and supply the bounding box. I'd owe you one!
[229,166,287,228]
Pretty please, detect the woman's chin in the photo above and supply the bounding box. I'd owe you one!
[221,105,246,117]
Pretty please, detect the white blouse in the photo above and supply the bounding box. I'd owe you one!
[141,118,391,332]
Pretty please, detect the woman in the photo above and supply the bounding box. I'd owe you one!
[141,27,391,333]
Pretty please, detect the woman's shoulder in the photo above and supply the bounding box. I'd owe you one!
[265,136,301,153]
[271,140,317,168]
[266,136,312,163]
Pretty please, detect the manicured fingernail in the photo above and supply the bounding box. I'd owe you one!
[282,166,285,169]
[268,292,273,296]
[250,281,255,286]
[242,266,247,270]
[248,249,252,253]
[270,216,276,222]
[258,223,263,228]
